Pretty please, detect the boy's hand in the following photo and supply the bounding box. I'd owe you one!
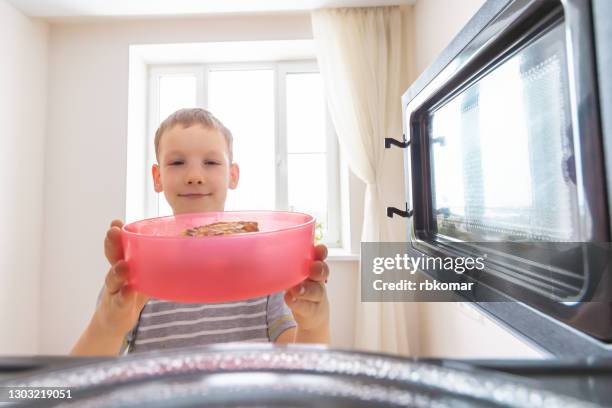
[93,220,149,338]
[284,245,330,332]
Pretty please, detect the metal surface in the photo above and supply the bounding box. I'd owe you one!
[0,344,604,407]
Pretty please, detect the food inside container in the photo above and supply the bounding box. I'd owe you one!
[181,221,259,237]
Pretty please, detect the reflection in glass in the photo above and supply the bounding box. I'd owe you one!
[429,24,580,241]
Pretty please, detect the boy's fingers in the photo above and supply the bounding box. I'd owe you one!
[289,280,324,302]
[136,293,150,310]
[115,285,136,309]
[308,261,329,283]
[110,219,124,229]
[105,261,128,295]
[284,295,317,317]
[314,244,328,261]
[105,225,124,265]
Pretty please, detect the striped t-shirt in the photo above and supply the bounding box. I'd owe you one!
[94,290,296,354]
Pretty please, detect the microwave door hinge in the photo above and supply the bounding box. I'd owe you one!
[385,134,410,149]
[387,203,413,218]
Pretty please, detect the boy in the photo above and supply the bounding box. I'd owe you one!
[71,108,330,355]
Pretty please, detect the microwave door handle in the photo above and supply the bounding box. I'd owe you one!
[384,134,413,218]
[384,135,410,149]
[387,203,413,219]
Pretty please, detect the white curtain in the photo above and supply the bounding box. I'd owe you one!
[312,7,414,355]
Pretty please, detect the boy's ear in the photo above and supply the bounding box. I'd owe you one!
[229,163,239,190]
[152,164,163,193]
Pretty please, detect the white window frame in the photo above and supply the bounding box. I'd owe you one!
[146,61,342,248]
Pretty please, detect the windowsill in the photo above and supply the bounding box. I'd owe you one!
[326,248,360,262]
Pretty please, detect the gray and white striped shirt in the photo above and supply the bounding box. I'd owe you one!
[94,290,295,354]
[125,292,295,353]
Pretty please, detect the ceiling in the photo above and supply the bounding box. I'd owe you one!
[8,0,415,18]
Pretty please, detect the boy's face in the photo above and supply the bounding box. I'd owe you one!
[152,125,239,214]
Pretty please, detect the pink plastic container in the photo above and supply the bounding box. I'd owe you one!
[121,211,315,303]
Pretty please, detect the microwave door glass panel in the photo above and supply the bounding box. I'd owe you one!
[429,24,583,242]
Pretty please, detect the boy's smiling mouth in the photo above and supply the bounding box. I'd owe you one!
[178,193,212,199]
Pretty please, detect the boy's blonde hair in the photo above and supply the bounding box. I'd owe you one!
[154,108,233,162]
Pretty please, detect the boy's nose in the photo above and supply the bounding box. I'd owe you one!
[186,175,204,185]
[186,169,205,185]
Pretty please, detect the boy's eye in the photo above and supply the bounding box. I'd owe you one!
[169,160,184,166]
[204,161,220,166]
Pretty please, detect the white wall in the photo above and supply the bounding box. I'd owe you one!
[0,0,48,355]
[411,0,545,359]
[40,12,368,354]
[420,303,546,358]
[413,0,488,75]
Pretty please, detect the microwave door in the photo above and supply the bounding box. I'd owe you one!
[402,0,612,344]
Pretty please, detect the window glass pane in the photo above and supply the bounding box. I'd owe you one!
[158,75,197,121]
[288,153,328,237]
[286,73,326,153]
[208,69,276,211]
[158,192,174,217]
[158,75,197,217]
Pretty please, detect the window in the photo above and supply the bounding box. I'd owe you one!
[146,62,342,247]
